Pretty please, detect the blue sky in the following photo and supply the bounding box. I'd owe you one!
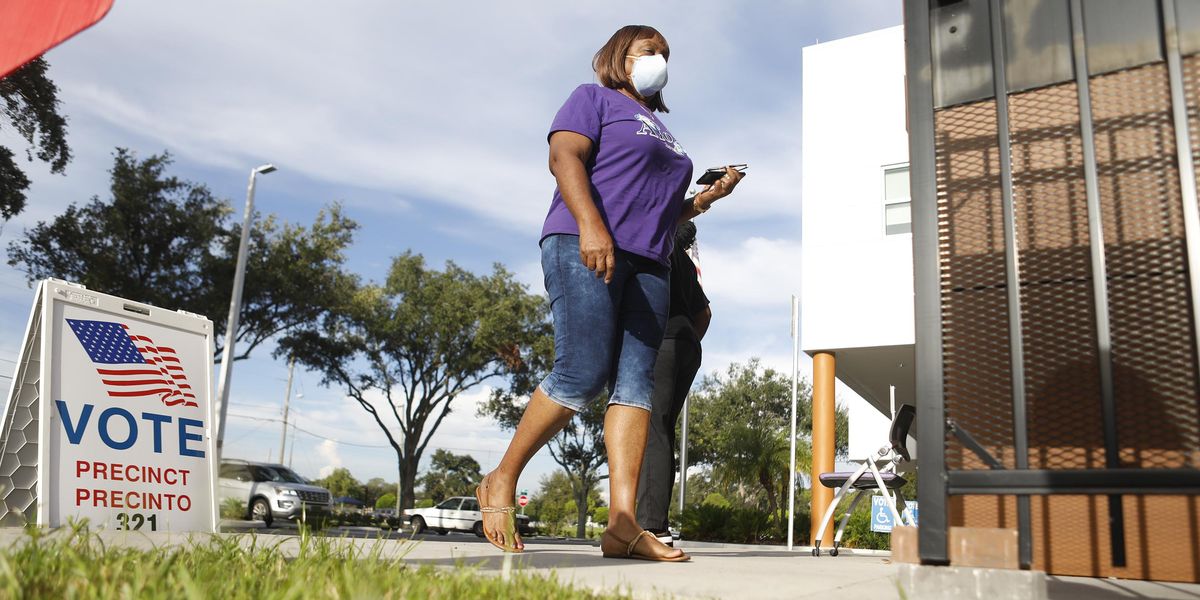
[0,1,900,493]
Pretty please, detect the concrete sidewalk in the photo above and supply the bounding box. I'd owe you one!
[399,539,899,599]
[4,528,1200,599]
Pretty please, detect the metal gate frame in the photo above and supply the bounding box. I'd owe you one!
[905,0,1200,568]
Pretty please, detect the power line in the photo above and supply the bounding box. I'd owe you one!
[231,402,284,413]
[226,412,392,449]
[224,411,499,456]
[227,420,269,445]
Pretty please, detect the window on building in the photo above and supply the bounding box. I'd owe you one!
[884,165,911,235]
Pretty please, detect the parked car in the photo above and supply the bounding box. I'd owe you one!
[218,459,332,527]
[402,496,533,537]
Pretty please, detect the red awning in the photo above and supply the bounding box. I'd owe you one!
[0,0,114,78]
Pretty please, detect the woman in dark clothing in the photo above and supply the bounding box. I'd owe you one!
[637,221,710,546]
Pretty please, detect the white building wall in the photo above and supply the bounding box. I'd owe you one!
[801,27,911,459]
[846,393,893,461]
[801,26,912,354]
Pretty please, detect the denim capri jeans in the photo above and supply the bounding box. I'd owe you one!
[538,234,670,412]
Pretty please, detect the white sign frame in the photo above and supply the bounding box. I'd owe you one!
[0,279,218,532]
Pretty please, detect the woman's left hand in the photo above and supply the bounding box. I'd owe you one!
[695,166,745,211]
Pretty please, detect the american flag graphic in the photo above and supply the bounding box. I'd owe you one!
[66,319,198,408]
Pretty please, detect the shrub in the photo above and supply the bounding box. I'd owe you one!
[592,507,608,525]
[702,493,731,508]
[679,496,813,544]
[726,509,772,544]
[837,498,891,550]
[220,497,246,520]
[680,504,733,541]
[789,502,812,544]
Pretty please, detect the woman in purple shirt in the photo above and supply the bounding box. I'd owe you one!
[477,25,743,561]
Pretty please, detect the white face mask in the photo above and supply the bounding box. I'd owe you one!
[626,53,668,97]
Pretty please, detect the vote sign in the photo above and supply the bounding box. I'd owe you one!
[0,280,217,532]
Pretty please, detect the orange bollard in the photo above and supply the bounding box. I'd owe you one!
[811,352,836,548]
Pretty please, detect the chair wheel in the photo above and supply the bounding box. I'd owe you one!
[830,548,839,557]
[812,548,820,557]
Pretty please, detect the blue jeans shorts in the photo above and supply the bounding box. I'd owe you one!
[539,234,670,412]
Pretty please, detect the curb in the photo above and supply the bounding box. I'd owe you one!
[676,539,892,556]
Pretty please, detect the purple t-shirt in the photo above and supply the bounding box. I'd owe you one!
[540,84,694,265]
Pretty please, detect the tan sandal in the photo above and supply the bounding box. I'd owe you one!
[601,530,690,562]
[475,480,522,553]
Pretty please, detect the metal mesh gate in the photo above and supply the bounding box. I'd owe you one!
[907,0,1200,581]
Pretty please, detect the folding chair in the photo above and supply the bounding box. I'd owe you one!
[811,403,915,557]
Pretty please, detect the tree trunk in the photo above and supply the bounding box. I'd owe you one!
[759,468,778,527]
[399,458,418,511]
[574,478,590,539]
[397,435,425,511]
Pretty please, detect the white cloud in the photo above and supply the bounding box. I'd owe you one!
[512,259,545,296]
[316,439,343,478]
[29,0,897,237]
[698,236,802,309]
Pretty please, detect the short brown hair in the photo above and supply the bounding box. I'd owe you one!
[593,25,670,113]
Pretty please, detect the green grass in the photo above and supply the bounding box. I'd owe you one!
[1,525,631,600]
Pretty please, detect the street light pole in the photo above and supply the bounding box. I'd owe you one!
[215,163,277,460]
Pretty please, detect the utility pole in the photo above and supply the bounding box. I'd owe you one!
[788,294,800,551]
[279,356,295,462]
[288,418,297,469]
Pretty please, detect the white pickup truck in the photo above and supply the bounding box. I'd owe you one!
[402,496,532,537]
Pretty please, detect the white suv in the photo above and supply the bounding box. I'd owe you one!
[218,459,332,527]
[403,496,532,537]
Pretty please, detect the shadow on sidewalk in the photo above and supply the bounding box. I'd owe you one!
[403,547,868,571]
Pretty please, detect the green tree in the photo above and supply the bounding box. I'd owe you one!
[417,450,482,503]
[314,467,362,500]
[375,493,397,510]
[6,149,358,362]
[279,253,547,511]
[363,477,392,508]
[0,57,71,220]
[480,334,607,539]
[527,471,602,534]
[685,360,848,534]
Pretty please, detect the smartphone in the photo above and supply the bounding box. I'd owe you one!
[696,164,747,185]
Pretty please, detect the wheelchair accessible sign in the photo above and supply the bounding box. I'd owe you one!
[870,496,918,533]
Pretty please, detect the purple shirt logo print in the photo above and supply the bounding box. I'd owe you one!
[634,114,687,156]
